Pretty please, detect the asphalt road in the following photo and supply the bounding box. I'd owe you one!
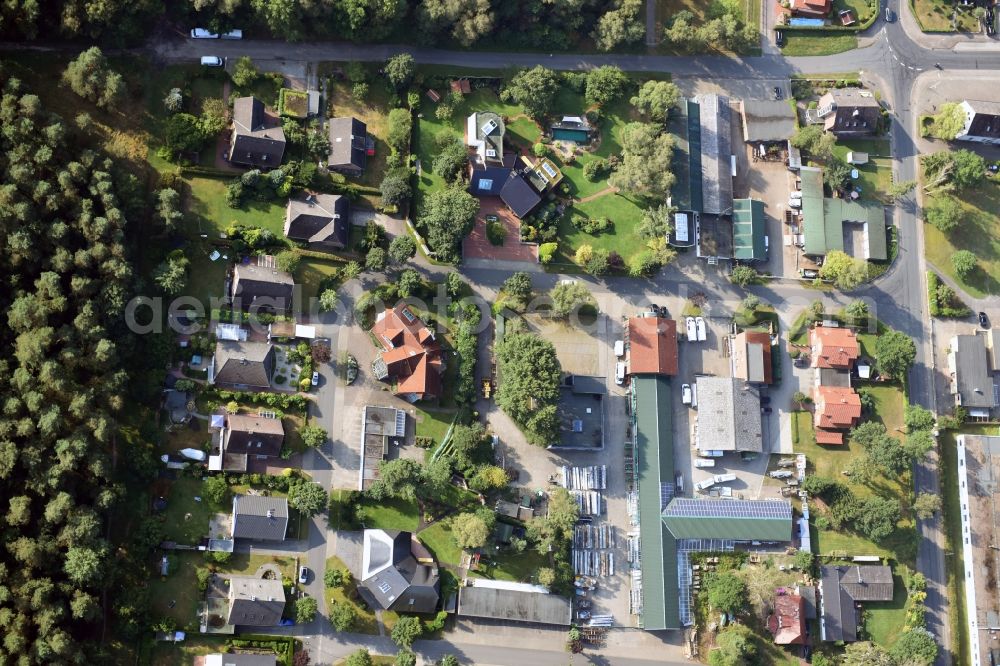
[137,17,995,662]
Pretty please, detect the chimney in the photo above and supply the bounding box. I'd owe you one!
[267,509,275,518]
[856,565,863,584]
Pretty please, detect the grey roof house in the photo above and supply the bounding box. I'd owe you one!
[740,99,797,143]
[458,580,572,625]
[694,376,763,452]
[327,116,373,173]
[225,413,285,457]
[948,334,998,416]
[210,340,275,389]
[231,256,295,312]
[499,171,543,218]
[956,100,1000,145]
[817,88,881,137]
[820,564,894,642]
[231,495,289,542]
[359,529,440,613]
[227,576,286,627]
[466,111,505,166]
[229,97,286,169]
[284,193,349,248]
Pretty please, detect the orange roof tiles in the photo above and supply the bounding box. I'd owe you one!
[790,0,831,15]
[768,593,806,645]
[815,386,862,430]
[627,317,678,376]
[371,304,443,401]
[815,429,845,445]
[811,326,860,370]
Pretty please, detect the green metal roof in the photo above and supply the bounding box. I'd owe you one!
[732,198,767,261]
[800,166,886,260]
[865,207,888,260]
[825,198,887,261]
[662,498,793,542]
[632,375,679,630]
[800,167,830,256]
[668,100,702,213]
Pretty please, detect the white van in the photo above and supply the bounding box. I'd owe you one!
[200,56,224,67]
[615,361,626,385]
[190,28,219,38]
[694,458,716,468]
[221,29,243,39]
[614,340,624,357]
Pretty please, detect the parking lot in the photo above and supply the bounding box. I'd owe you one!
[745,146,801,278]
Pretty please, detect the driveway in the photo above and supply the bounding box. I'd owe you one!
[463,198,538,263]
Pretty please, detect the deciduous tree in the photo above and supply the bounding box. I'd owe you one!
[584,66,629,106]
[62,47,124,108]
[418,186,479,262]
[874,329,916,379]
[451,512,490,548]
[288,481,327,516]
[592,0,644,51]
[550,281,596,318]
[952,250,977,279]
[609,122,675,198]
[500,66,559,121]
[384,54,415,89]
[630,81,682,122]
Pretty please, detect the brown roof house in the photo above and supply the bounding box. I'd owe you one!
[814,386,862,444]
[231,255,295,313]
[229,97,286,169]
[231,495,288,542]
[626,316,678,376]
[731,331,774,384]
[225,413,285,457]
[817,89,881,137]
[210,340,275,389]
[810,326,860,370]
[284,193,349,249]
[768,591,806,645]
[370,304,444,402]
[789,0,831,16]
[327,116,373,174]
[227,576,286,627]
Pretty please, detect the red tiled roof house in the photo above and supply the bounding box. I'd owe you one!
[814,386,862,444]
[789,0,831,17]
[626,316,678,376]
[768,592,806,645]
[810,326,860,369]
[371,304,443,402]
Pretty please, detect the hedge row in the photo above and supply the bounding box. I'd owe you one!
[226,635,297,666]
[927,271,972,318]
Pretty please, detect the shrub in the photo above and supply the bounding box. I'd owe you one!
[486,220,506,246]
[538,242,558,264]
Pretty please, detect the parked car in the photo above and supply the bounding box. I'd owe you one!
[760,396,771,406]
[762,406,773,414]
[775,30,785,46]
[685,316,697,341]
[773,86,782,100]
[200,56,224,67]
[615,361,626,386]
[682,384,693,405]
[769,470,793,479]
[577,610,591,620]
[801,269,819,279]
[221,29,243,39]
[298,567,309,584]
[695,317,707,342]
[790,190,803,200]
[190,28,219,38]
[614,340,624,357]
[788,197,802,209]
[980,311,990,328]
[577,599,592,609]
[311,371,320,386]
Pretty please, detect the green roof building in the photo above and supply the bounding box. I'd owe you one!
[732,198,767,262]
[662,498,793,542]
[800,165,888,261]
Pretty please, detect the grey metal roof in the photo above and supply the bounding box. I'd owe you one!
[213,341,274,388]
[231,260,295,311]
[740,99,797,143]
[567,375,607,395]
[820,565,853,641]
[284,193,349,247]
[953,334,997,409]
[837,564,894,600]
[799,585,818,620]
[694,376,762,452]
[230,97,286,168]
[227,576,286,626]
[694,93,733,216]
[225,413,285,456]
[661,498,792,541]
[458,585,572,625]
[231,495,289,541]
[327,116,369,172]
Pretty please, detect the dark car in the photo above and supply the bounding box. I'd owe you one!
[775,30,785,46]
[773,86,782,100]
[980,311,989,328]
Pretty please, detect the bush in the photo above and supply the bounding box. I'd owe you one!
[486,220,506,246]
[573,215,613,235]
[539,242,558,264]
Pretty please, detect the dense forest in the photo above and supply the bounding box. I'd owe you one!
[0,0,647,51]
[0,65,159,662]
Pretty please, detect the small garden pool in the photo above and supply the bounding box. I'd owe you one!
[552,127,590,143]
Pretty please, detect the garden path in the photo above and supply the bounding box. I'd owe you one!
[574,185,619,203]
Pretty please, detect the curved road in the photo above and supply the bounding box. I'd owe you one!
[142,14,1000,663]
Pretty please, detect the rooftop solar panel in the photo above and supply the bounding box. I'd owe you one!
[663,498,791,520]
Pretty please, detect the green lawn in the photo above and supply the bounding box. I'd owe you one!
[148,551,202,630]
[470,548,550,584]
[863,383,905,434]
[414,407,457,450]
[359,496,420,532]
[811,523,892,558]
[865,574,909,647]
[328,76,393,192]
[832,140,891,204]
[506,117,541,146]
[185,176,287,238]
[160,478,229,544]
[294,256,345,303]
[146,634,230,666]
[832,0,875,23]
[924,179,1000,298]
[557,192,649,263]
[913,0,956,30]
[216,552,298,581]
[325,555,381,635]
[416,520,464,568]
[780,33,859,56]
[184,248,230,307]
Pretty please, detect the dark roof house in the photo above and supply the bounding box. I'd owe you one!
[458,580,572,625]
[229,97,286,168]
[225,413,285,457]
[284,193,349,248]
[210,341,275,389]
[231,495,289,542]
[948,334,998,415]
[820,564,894,642]
[227,576,286,627]
[468,153,516,197]
[956,100,1000,145]
[817,89,881,137]
[327,117,372,173]
[740,100,797,143]
[231,255,295,312]
[359,529,440,613]
[499,171,543,218]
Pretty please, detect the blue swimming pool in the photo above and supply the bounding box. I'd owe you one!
[552,128,590,143]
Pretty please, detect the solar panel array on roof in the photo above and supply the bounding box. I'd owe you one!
[664,498,791,519]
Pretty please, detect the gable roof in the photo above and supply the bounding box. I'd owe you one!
[811,326,860,369]
[733,331,773,384]
[661,498,793,541]
[458,581,572,625]
[227,576,286,626]
[819,89,880,134]
[740,99,797,143]
[284,193,349,247]
[769,593,807,645]
[694,376,762,452]
[232,495,288,541]
[815,386,862,430]
[225,413,285,456]
[820,565,894,641]
[468,161,515,196]
[231,257,295,311]
[212,341,274,388]
[359,529,440,613]
[327,116,369,171]
[466,111,505,165]
[693,93,733,216]
[960,100,1000,141]
[950,334,997,409]
[371,304,443,400]
[627,316,678,376]
[230,97,286,168]
[499,172,542,218]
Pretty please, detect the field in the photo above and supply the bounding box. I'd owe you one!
[913,0,957,31]
[184,176,287,238]
[294,255,345,303]
[148,551,203,629]
[780,32,859,56]
[832,139,892,204]
[924,179,1000,298]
